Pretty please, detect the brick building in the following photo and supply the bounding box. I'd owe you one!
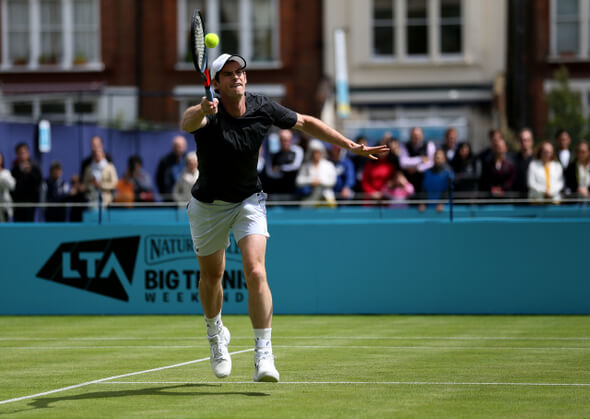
[507,0,590,140]
[0,0,323,127]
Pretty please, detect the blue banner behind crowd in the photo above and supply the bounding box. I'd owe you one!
[1,218,589,315]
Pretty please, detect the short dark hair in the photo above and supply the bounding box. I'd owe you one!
[50,161,62,171]
[554,129,569,139]
[128,155,143,171]
[15,142,29,153]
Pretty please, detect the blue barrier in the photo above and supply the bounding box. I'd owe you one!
[1,214,589,314]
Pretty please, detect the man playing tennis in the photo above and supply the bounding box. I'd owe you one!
[181,53,388,382]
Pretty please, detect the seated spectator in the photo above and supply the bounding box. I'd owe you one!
[387,137,402,170]
[400,127,436,192]
[360,138,396,200]
[296,139,337,205]
[419,149,453,212]
[479,139,515,198]
[450,142,479,193]
[11,142,42,222]
[83,147,118,205]
[173,152,200,204]
[41,161,70,222]
[555,129,572,168]
[442,127,459,162]
[156,135,187,201]
[328,144,355,199]
[80,135,112,178]
[381,172,415,208]
[0,151,16,222]
[68,174,87,222]
[264,129,304,194]
[351,135,369,193]
[115,155,154,205]
[528,141,564,203]
[564,141,590,198]
[513,128,535,197]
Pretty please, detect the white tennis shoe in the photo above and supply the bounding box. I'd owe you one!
[207,326,231,378]
[253,349,280,382]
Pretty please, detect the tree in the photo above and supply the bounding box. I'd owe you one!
[545,66,588,142]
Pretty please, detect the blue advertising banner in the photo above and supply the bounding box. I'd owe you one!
[1,218,590,315]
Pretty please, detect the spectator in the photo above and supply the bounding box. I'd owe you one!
[327,144,355,199]
[82,147,118,205]
[450,142,479,194]
[442,127,459,162]
[41,161,70,222]
[478,129,504,167]
[480,139,515,198]
[68,174,87,222]
[419,149,453,212]
[264,129,304,194]
[11,142,42,222]
[156,135,187,201]
[296,139,337,205]
[555,129,572,168]
[173,152,200,204]
[400,127,436,192]
[528,141,564,203]
[360,137,396,200]
[115,155,155,205]
[0,151,16,222]
[564,141,590,198]
[387,137,402,169]
[351,135,369,192]
[381,171,415,208]
[80,135,112,178]
[513,128,535,197]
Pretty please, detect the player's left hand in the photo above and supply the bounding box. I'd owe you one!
[350,143,389,160]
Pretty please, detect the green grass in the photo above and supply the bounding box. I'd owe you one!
[0,315,589,418]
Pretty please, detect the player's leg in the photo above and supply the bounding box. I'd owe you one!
[187,198,233,378]
[239,234,279,382]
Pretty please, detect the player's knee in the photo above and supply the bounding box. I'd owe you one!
[199,271,223,286]
[244,265,267,287]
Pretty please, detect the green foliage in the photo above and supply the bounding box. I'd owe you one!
[546,66,588,141]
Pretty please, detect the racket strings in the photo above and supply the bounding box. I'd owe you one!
[192,16,206,69]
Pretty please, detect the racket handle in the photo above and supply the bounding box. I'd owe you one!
[205,86,214,102]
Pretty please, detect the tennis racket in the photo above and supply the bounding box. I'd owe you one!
[190,9,214,101]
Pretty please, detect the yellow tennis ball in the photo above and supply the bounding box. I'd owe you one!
[205,33,219,48]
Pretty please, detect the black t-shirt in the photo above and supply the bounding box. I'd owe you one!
[191,92,298,203]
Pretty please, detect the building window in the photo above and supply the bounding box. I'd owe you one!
[440,0,462,54]
[371,0,463,60]
[178,0,280,66]
[1,0,101,69]
[550,0,590,59]
[373,0,395,56]
[406,0,428,56]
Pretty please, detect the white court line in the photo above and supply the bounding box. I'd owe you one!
[1,345,590,351]
[99,380,590,387]
[0,348,253,406]
[1,336,590,341]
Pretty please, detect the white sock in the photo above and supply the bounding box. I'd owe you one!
[254,328,272,352]
[205,312,223,337]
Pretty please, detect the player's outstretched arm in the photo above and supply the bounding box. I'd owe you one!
[181,97,219,133]
[293,114,388,160]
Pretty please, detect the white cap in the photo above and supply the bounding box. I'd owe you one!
[210,53,247,80]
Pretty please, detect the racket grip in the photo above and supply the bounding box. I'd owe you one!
[205,86,214,102]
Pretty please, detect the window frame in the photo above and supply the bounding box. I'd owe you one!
[370,0,464,63]
[0,0,102,71]
[550,0,590,60]
[176,0,281,70]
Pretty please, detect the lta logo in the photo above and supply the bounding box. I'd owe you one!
[37,237,140,301]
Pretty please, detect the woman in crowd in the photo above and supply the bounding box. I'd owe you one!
[0,152,16,222]
[527,141,564,203]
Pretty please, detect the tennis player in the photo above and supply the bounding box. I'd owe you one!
[181,53,388,382]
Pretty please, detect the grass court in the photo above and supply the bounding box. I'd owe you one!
[1,315,589,417]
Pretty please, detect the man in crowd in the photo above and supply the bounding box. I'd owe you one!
[156,135,188,201]
[11,142,42,222]
[264,129,303,195]
[399,127,435,192]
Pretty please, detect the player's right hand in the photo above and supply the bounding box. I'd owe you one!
[200,97,219,115]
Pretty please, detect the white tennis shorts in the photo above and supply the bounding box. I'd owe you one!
[187,192,270,257]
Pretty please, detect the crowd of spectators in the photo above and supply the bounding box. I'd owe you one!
[1,125,589,222]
